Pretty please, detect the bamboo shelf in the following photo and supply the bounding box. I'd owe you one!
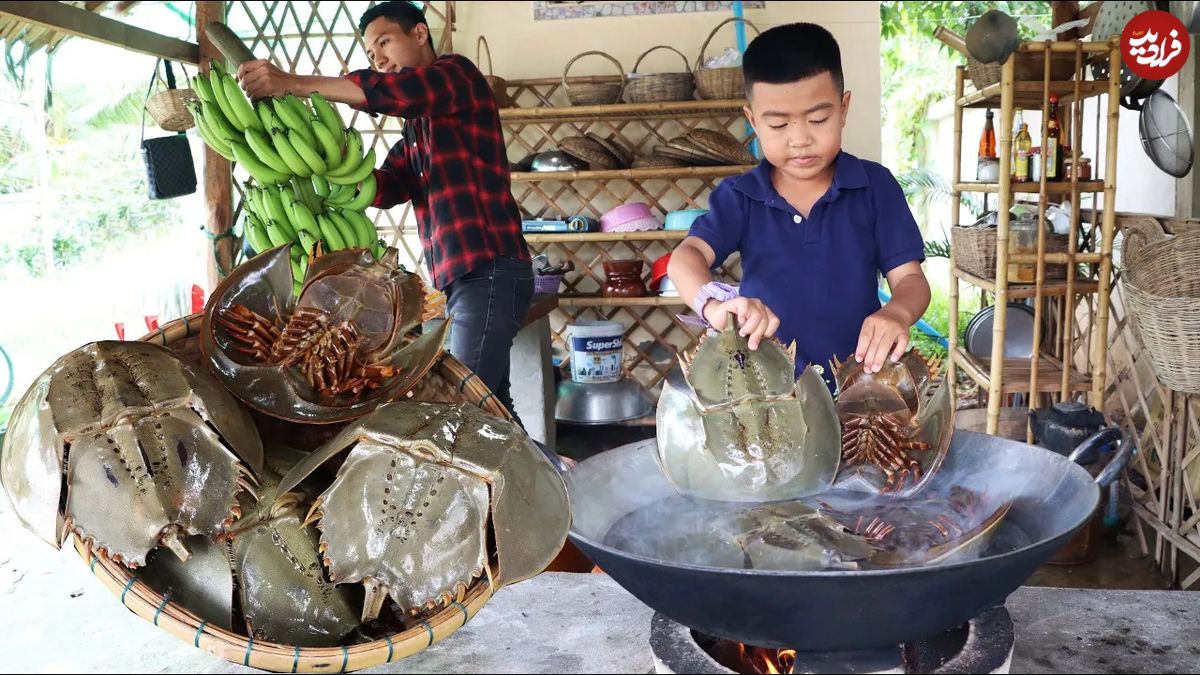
[557,295,687,307]
[947,38,1122,440]
[500,98,747,124]
[524,231,688,244]
[952,268,1100,298]
[501,75,749,395]
[955,181,1105,193]
[953,348,1091,394]
[512,165,753,182]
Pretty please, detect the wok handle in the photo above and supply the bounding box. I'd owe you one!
[1067,427,1133,488]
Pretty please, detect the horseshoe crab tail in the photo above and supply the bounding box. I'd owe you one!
[158,527,192,562]
[361,577,389,622]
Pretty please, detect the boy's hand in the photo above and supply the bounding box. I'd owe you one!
[703,297,780,351]
[237,59,297,101]
[855,305,911,374]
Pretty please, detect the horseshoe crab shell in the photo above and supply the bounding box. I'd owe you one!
[0,341,263,566]
[655,318,842,502]
[274,401,571,621]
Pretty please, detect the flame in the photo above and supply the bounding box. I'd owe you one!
[733,642,797,674]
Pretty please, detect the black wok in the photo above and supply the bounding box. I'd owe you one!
[565,427,1131,652]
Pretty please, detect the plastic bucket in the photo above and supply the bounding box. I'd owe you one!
[567,320,625,384]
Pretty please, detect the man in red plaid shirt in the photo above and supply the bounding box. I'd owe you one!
[239,2,536,427]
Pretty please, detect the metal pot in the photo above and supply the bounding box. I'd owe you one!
[565,427,1132,651]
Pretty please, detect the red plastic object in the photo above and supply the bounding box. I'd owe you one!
[649,252,671,291]
[191,284,205,314]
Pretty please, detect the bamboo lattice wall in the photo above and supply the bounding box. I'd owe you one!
[222,0,455,280]
[1102,215,1200,590]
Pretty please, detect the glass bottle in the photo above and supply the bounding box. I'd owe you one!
[1044,94,1063,181]
[1012,108,1033,183]
[978,109,997,158]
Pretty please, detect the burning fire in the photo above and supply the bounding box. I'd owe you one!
[737,642,797,674]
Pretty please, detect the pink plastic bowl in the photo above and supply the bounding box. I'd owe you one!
[600,202,659,232]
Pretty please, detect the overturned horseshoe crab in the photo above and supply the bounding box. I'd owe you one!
[830,351,954,496]
[135,445,361,647]
[0,341,263,567]
[655,315,841,502]
[274,401,572,622]
[201,244,449,424]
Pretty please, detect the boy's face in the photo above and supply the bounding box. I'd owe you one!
[744,72,851,184]
[364,17,430,73]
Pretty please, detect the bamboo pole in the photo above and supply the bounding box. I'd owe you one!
[1063,42,1084,397]
[197,0,233,292]
[1027,42,1054,440]
[949,66,965,410]
[988,55,1018,435]
[1090,39,1121,409]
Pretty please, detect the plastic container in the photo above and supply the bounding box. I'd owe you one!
[567,320,625,384]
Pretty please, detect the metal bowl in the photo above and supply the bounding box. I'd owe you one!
[555,378,656,425]
[532,151,587,172]
[964,302,1036,359]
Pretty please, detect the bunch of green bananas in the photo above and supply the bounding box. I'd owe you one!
[184,60,386,293]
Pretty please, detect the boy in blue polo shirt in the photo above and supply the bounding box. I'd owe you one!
[668,22,930,392]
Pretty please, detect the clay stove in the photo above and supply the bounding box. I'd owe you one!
[649,605,1014,674]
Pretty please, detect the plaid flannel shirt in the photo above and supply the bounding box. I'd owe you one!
[345,54,529,290]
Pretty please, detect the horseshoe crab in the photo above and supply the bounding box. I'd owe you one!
[816,486,1014,568]
[830,351,954,496]
[135,445,361,647]
[201,244,450,424]
[655,316,841,502]
[0,341,263,567]
[273,401,571,622]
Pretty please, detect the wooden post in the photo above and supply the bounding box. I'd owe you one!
[1063,42,1084,397]
[1090,39,1121,409]
[987,54,1017,435]
[948,66,964,409]
[197,0,234,293]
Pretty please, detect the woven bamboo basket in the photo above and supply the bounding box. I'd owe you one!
[67,312,575,672]
[694,17,760,100]
[625,45,694,104]
[562,51,626,106]
[1121,219,1200,394]
[146,88,198,132]
[951,224,1071,281]
[968,49,1079,90]
[476,36,512,109]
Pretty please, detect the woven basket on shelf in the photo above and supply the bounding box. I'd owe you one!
[951,224,1072,281]
[625,45,694,103]
[1120,218,1200,394]
[562,50,626,106]
[476,36,512,108]
[968,49,1080,90]
[68,312,582,673]
[694,17,760,100]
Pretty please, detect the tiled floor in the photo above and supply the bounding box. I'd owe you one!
[556,421,1176,592]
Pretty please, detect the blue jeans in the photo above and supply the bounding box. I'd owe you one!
[444,257,534,425]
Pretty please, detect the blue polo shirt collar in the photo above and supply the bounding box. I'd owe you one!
[731,150,871,208]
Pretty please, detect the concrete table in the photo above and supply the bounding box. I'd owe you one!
[4,504,1199,675]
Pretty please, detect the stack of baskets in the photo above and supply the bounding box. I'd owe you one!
[625,45,693,103]
[1120,218,1200,394]
[951,223,1072,281]
[562,50,626,106]
[694,17,760,100]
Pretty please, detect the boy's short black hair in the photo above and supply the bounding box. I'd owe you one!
[742,22,844,99]
[359,1,429,37]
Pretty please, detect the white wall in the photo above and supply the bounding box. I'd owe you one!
[451,1,883,161]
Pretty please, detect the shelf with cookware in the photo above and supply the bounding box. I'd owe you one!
[943,37,1122,440]
[489,22,759,402]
